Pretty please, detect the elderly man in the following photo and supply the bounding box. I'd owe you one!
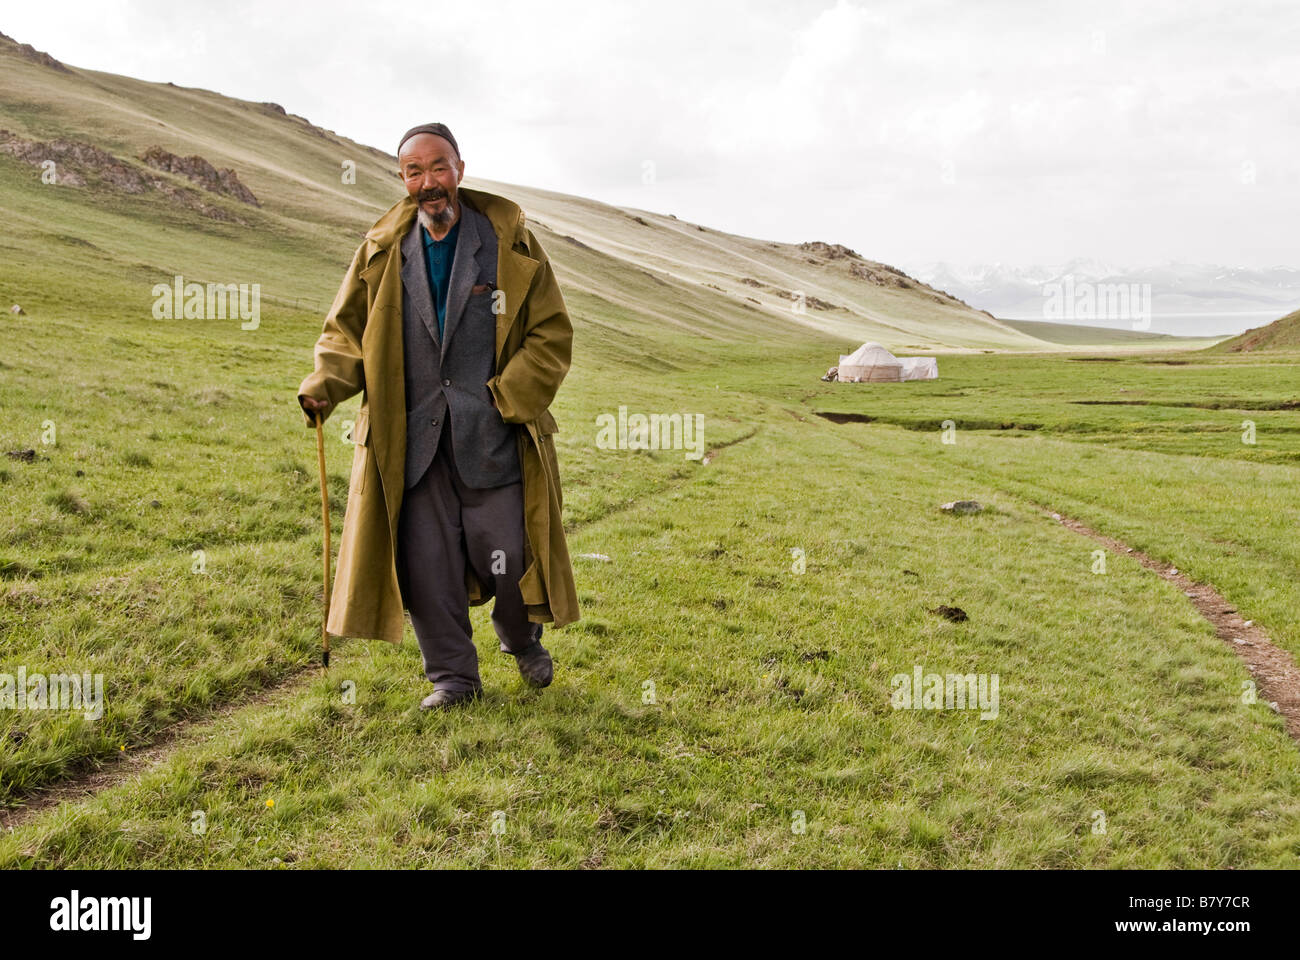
[298,122,579,710]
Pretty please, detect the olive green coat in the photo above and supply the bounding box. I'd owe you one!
[297,187,579,643]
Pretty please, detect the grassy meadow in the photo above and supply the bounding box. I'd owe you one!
[5,316,1300,865]
[3,33,1300,867]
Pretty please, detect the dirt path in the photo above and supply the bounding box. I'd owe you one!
[802,416,1300,744]
[1049,510,1300,742]
[0,664,320,833]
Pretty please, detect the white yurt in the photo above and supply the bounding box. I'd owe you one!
[837,342,903,382]
[830,342,939,382]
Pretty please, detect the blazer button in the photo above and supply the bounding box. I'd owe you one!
[431,418,439,426]
[441,378,451,387]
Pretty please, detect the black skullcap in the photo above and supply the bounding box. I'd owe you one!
[397,123,460,160]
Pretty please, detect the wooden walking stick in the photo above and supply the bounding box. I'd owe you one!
[314,410,331,670]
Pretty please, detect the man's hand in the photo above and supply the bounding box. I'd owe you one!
[300,395,331,427]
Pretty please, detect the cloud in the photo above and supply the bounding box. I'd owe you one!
[5,0,1296,268]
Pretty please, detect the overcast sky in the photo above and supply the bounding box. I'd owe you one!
[6,0,1297,270]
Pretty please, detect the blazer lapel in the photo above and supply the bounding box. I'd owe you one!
[440,205,482,363]
[400,220,439,349]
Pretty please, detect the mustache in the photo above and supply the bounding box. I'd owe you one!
[417,188,448,202]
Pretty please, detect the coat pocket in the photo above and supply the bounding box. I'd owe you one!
[534,409,559,436]
[530,409,561,511]
[350,408,370,494]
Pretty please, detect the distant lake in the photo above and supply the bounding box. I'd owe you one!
[997,311,1287,339]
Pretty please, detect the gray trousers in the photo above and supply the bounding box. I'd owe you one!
[396,424,542,692]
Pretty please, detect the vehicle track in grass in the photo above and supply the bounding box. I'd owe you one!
[0,663,319,832]
[1047,509,1300,743]
[821,420,1300,745]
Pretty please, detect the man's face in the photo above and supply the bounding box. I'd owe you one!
[398,133,465,228]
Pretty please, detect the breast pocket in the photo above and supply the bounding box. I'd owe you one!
[470,282,501,319]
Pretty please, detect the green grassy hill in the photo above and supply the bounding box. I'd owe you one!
[1209,308,1300,353]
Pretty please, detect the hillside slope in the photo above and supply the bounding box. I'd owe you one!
[0,30,1049,354]
[1209,308,1300,353]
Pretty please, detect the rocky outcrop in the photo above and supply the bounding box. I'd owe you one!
[140,146,260,206]
[848,260,913,289]
[0,131,135,189]
[799,238,981,311]
[0,130,246,222]
[799,240,863,261]
[0,33,72,72]
[737,277,843,311]
[254,101,342,145]
[801,240,913,287]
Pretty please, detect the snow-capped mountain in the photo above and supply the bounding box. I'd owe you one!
[908,261,1300,337]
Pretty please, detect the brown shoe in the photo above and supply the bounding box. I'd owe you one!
[420,686,483,711]
[515,640,553,688]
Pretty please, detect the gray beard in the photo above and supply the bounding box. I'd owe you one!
[418,202,455,235]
